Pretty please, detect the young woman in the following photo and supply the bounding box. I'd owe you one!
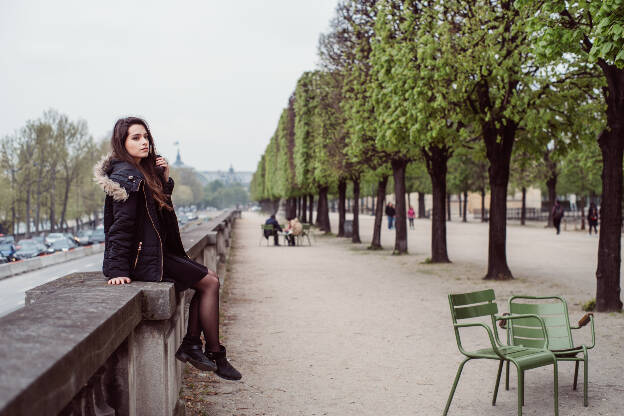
[95,117,241,380]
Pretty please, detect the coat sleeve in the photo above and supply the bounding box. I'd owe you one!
[164,177,174,195]
[106,191,140,278]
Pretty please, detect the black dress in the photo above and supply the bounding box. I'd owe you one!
[158,207,208,292]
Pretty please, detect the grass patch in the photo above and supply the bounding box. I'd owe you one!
[582,298,596,312]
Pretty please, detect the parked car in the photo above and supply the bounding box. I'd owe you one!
[75,230,94,246]
[0,253,7,264]
[45,233,66,246]
[49,238,77,252]
[63,232,80,245]
[90,229,106,244]
[14,239,54,260]
[0,240,16,262]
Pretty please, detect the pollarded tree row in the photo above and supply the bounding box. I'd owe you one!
[251,0,620,311]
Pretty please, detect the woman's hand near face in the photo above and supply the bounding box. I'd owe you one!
[156,156,169,183]
[107,277,132,285]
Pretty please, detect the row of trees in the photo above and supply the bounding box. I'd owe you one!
[250,1,624,311]
[0,110,108,236]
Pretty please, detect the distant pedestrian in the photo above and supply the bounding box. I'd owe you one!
[408,205,415,229]
[552,200,564,235]
[264,214,282,246]
[385,202,396,230]
[587,202,598,235]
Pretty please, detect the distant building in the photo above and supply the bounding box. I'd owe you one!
[172,147,251,187]
[172,148,188,168]
[200,165,253,187]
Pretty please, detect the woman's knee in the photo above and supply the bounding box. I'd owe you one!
[195,273,219,292]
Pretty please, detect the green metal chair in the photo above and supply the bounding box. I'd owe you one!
[445,289,559,416]
[500,296,595,407]
[259,224,273,246]
[297,223,312,246]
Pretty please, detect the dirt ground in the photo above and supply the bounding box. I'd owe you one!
[181,212,624,416]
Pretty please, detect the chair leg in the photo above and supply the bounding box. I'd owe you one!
[554,360,559,416]
[443,358,470,416]
[573,361,579,391]
[583,349,588,407]
[505,360,510,390]
[517,366,523,416]
[520,370,524,406]
[493,360,504,406]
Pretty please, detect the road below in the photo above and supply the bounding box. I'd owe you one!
[0,252,102,317]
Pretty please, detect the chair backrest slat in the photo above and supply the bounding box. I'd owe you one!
[450,289,495,307]
[511,337,546,349]
[510,302,565,315]
[454,302,498,320]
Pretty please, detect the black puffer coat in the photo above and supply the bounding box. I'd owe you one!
[94,155,188,281]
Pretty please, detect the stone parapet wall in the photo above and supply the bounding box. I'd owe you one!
[0,209,240,416]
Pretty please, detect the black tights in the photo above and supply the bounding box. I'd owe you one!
[184,271,221,352]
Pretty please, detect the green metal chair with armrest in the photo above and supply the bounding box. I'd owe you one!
[445,289,559,416]
[259,224,273,246]
[500,295,595,407]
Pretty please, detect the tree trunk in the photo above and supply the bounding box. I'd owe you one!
[579,196,585,230]
[424,146,450,263]
[60,176,72,232]
[418,192,426,218]
[337,179,346,237]
[352,179,361,243]
[545,153,557,228]
[463,190,468,223]
[371,187,376,216]
[317,186,331,233]
[49,170,57,232]
[483,123,515,280]
[25,186,32,238]
[391,159,408,254]
[315,193,322,227]
[446,193,451,221]
[481,187,486,222]
[595,62,624,311]
[369,176,388,250]
[521,187,526,226]
[308,194,314,225]
[458,193,462,218]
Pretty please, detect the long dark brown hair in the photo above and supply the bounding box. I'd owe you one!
[110,117,173,211]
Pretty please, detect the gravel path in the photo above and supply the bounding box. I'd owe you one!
[182,213,624,416]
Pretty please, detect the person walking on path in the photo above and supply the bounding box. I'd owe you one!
[552,200,565,235]
[264,214,283,246]
[385,202,396,230]
[95,116,241,381]
[587,202,599,235]
[407,205,415,230]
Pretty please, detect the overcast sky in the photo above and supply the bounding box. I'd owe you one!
[0,0,338,172]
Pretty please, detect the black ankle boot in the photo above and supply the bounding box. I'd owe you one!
[175,343,217,372]
[205,345,242,380]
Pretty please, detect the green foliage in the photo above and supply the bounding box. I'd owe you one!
[170,166,204,207]
[202,180,249,209]
[517,0,624,68]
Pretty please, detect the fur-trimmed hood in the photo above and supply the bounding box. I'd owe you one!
[94,154,143,202]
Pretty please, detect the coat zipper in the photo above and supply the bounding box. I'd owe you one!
[141,181,164,282]
[132,241,142,270]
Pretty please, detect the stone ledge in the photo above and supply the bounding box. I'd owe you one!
[0,279,142,416]
[26,272,178,321]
